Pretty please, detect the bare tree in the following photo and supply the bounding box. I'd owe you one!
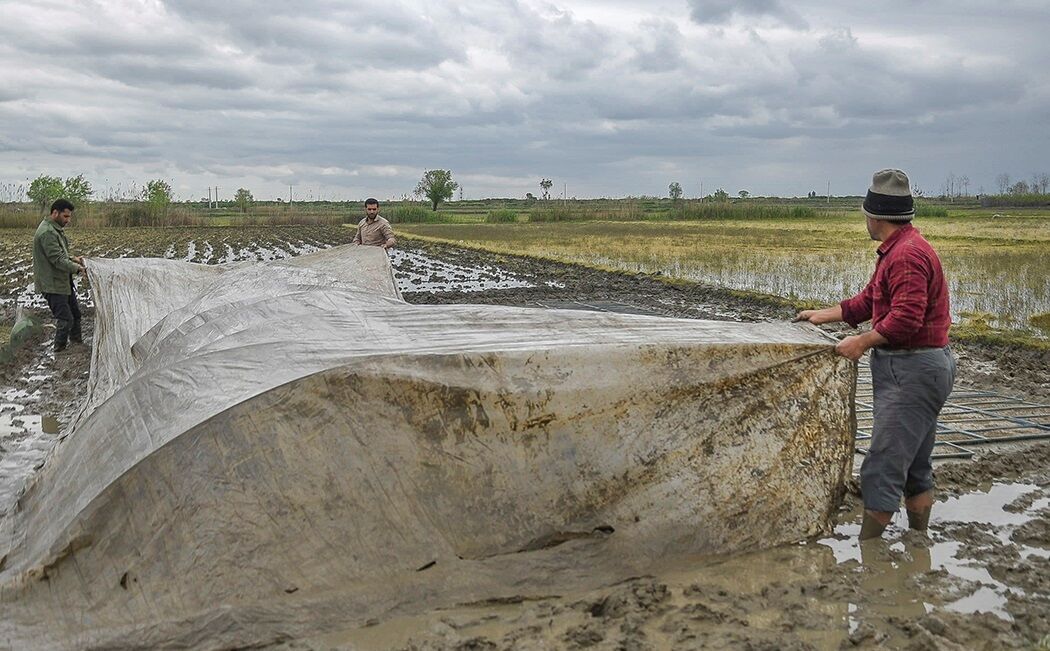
[996,173,1011,194]
[1038,173,1050,194]
[959,175,970,197]
[539,178,553,201]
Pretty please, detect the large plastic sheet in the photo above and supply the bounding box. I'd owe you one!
[0,245,855,649]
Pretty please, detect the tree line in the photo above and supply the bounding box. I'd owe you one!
[20,174,262,214]
[14,169,1050,216]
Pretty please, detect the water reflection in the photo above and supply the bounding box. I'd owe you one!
[41,414,60,434]
[576,248,1048,331]
[0,404,64,515]
[390,249,533,294]
[819,481,1046,633]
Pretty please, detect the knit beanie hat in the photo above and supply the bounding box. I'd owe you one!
[862,169,914,221]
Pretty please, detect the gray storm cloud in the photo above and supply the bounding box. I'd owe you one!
[0,0,1047,199]
[687,0,808,28]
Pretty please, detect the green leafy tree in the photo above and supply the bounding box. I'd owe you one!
[63,174,93,203]
[711,188,729,202]
[738,189,750,199]
[234,188,254,213]
[27,175,64,212]
[414,169,458,211]
[668,182,683,202]
[143,179,173,213]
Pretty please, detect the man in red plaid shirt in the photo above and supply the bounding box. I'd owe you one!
[797,169,956,540]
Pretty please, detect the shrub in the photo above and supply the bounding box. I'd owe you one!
[914,203,948,218]
[669,202,816,220]
[386,203,435,223]
[485,209,518,223]
[103,202,206,227]
[0,203,39,228]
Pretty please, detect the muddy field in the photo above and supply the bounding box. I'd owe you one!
[2,228,1049,650]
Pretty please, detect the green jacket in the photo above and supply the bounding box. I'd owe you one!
[33,219,80,295]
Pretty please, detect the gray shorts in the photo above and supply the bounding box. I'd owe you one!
[861,346,957,513]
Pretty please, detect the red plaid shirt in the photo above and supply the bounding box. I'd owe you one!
[840,224,951,348]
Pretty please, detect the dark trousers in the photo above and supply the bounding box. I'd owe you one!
[861,347,956,512]
[44,285,81,349]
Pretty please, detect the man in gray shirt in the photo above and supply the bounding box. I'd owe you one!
[352,198,396,250]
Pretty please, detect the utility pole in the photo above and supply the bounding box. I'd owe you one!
[699,178,703,202]
[826,180,831,205]
[215,186,220,208]
[208,187,212,209]
[289,184,294,207]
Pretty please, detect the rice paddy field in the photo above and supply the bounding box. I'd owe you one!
[1,203,1047,342]
[397,212,1050,335]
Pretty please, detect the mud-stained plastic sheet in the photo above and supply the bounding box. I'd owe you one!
[0,245,855,650]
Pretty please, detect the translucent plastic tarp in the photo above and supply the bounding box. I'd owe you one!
[0,245,855,649]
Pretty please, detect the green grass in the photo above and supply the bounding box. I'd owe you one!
[951,318,1050,350]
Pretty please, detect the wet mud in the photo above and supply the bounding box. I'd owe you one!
[2,236,1049,650]
[275,457,1050,651]
[396,239,791,324]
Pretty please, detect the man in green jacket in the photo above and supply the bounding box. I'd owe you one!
[33,199,86,353]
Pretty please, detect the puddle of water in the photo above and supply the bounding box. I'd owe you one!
[0,340,66,515]
[41,415,60,434]
[390,249,533,294]
[816,482,1047,625]
[935,483,1044,527]
[0,404,65,515]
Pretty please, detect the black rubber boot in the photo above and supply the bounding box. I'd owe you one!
[70,319,83,344]
[54,318,72,352]
[859,512,889,540]
[907,505,932,532]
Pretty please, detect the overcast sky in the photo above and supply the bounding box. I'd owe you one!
[1,0,1048,201]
